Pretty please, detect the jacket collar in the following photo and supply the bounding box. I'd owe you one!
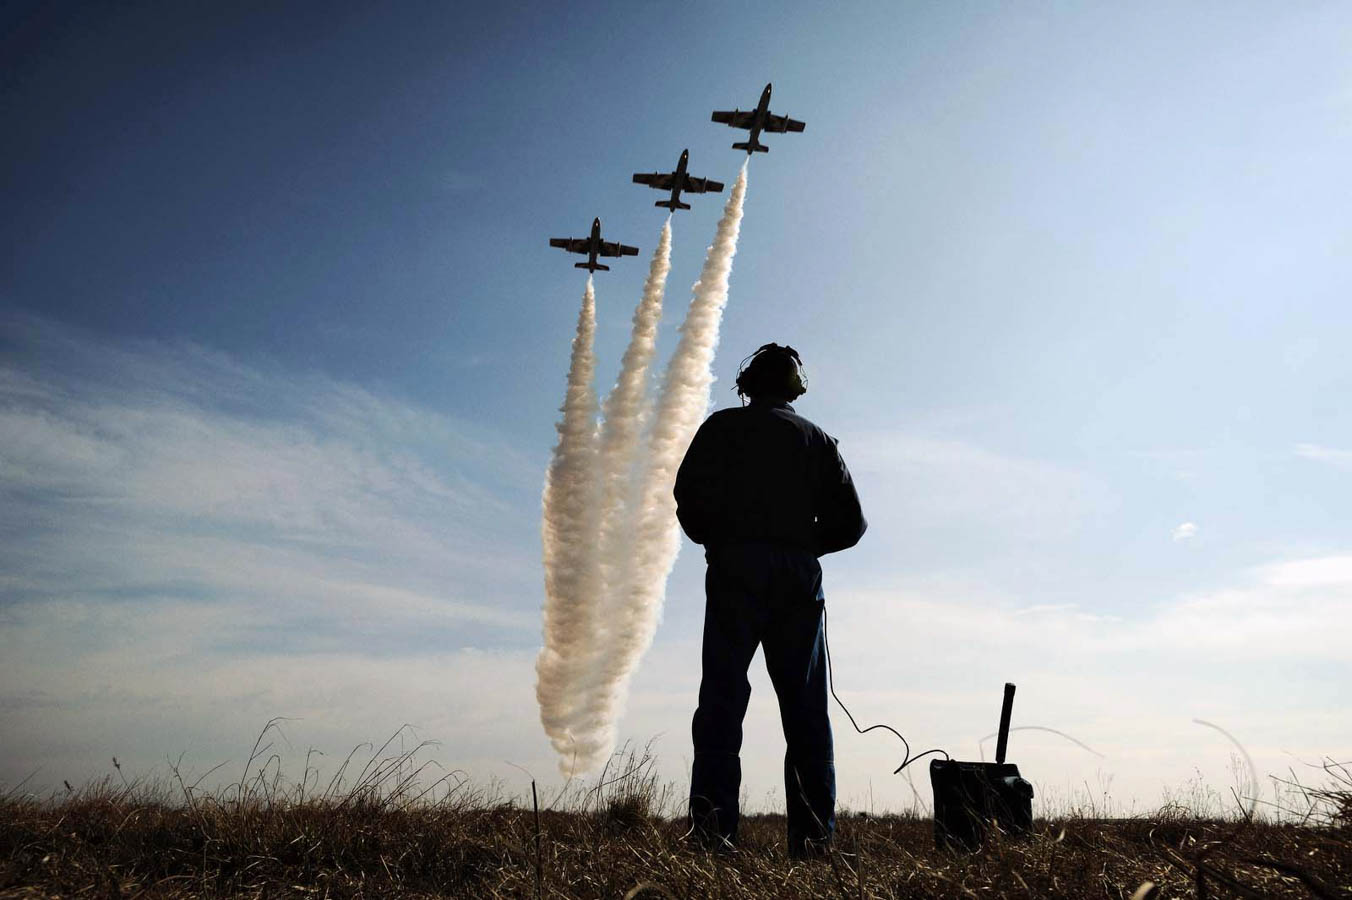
[749,398,795,413]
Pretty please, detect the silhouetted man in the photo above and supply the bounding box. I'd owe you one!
[675,343,866,857]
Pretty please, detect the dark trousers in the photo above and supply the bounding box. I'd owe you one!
[689,542,835,852]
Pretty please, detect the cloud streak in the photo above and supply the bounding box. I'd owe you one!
[0,315,543,786]
[1295,442,1352,469]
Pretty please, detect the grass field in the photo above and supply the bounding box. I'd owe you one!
[2,732,1347,899]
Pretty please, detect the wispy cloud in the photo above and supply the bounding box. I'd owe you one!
[845,431,1107,541]
[1172,521,1197,541]
[1259,554,1352,588]
[0,593,542,790]
[0,315,547,785]
[803,552,1352,812]
[1295,443,1352,469]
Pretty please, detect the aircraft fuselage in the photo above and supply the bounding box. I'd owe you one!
[583,218,603,271]
[667,150,689,208]
[746,83,773,149]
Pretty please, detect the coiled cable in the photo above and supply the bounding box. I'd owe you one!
[821,605,950,774]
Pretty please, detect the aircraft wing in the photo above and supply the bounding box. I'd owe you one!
[711,110,757,129]
[632,172,676,190]
[550,238,588,253]
[682,175,725,194]
[764,113,806,133]
[599,241,640,258]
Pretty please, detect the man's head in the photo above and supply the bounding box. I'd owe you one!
[735,343,808,403]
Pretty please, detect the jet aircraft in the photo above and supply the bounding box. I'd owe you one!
[711,83,805,153]
[631,149,725,211]
[549,218,639,272]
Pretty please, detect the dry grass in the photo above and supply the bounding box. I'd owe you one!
[1,728,1348,899]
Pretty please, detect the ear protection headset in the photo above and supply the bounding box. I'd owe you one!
[734,342,808,403]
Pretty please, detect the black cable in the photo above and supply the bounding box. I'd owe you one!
[821,605,949,774]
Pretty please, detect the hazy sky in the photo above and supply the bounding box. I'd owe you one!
[3,0,1350,814]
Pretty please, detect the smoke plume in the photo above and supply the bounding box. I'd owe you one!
[558,219,675,768]
[536,277,601,760]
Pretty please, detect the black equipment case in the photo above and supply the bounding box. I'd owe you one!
[930,683,1034,850]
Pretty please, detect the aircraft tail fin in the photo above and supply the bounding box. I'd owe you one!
[655,199,691,211]
[576,261,608,271]
[732,141,769,153]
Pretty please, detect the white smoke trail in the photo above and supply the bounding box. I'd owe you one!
[567,163,749,772]
[564,219,674,767]
[598,218,672,572]
[536,277,602,763]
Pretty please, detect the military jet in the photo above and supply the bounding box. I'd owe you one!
[549,218,639,272]
[711,82,805,153]
[631,149,725,212]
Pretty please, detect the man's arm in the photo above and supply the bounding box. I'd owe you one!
[674,416,724,546]
[813,435,867,556]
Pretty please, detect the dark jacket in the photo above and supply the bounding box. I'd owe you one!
[673,399,867,557]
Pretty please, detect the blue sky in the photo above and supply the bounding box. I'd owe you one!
[2,0,1350,812]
